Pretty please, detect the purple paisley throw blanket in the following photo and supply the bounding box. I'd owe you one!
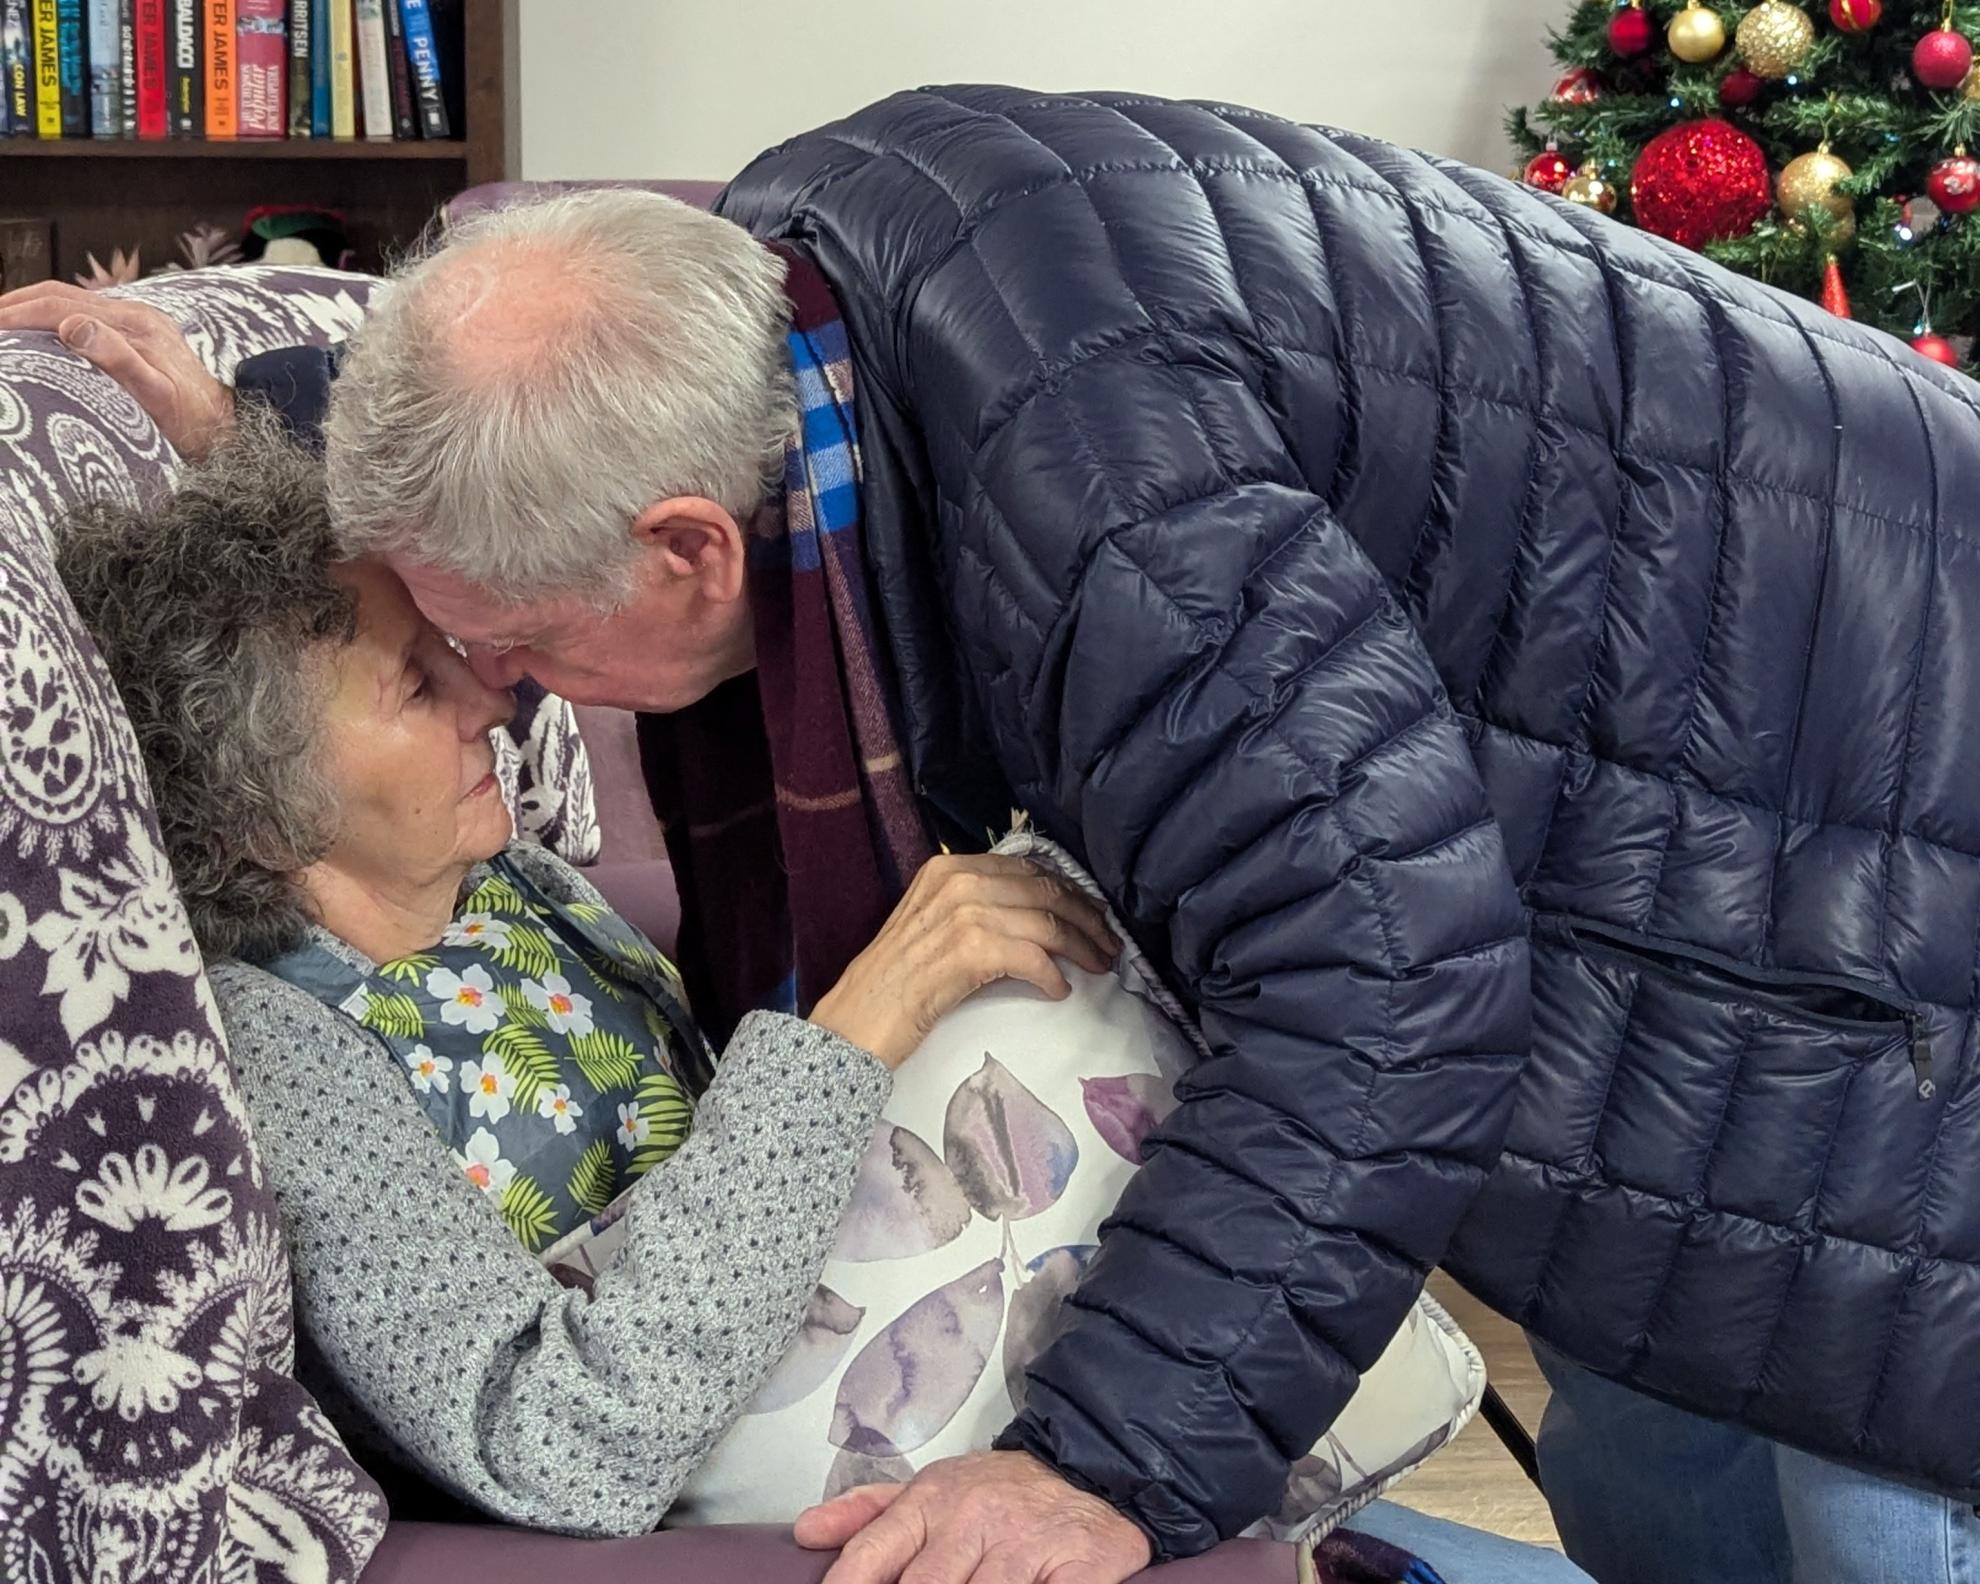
[641,246,934,1041]
[1,268,391,1583]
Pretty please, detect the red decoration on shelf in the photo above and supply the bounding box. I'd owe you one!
[1524,149,1575,193]
[1629,118,1774,249]
[1608,1,1656,56]
[1820,256,1852,318]
[1913,27,1974,89]
[1912,332,1960,366]
[1718,66,1765,106]
[1828,0,1882,31]
[1550,66,1605,104]
[1927,150,1980,213]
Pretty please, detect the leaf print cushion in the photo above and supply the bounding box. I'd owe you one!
[670,832,1486,1547]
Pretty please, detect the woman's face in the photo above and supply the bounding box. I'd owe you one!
[312,561,516,895]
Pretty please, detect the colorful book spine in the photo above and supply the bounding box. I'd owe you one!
[325,0,348,136]
[165,0,196,134]
[394,0,437,136]
[131,0,162,134]
[282,0,303,132]
[0,0,26,133]
[234,0,279,134]
[54,0,82,132]
[115,0,131,131]
[84,0,115,131]
[306,0,324,133]
[378,0,408,137]
[351,0,382,137]
[199,0,228,134]
[29,0,57,135]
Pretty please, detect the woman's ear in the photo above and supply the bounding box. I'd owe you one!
[632,497,748,603]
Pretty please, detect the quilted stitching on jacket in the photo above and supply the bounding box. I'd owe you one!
[719,86,1980,1553]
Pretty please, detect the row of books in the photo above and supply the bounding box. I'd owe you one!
[0,0,459,140]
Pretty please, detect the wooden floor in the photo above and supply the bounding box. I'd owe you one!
[1390,1275,1562,1550]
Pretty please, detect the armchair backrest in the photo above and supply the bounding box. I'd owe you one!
[0,264,394,1583]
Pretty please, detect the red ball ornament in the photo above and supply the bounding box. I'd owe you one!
[1913,28,1974,90]
[1550,66,1604,105]
[1912,332,1960,367]
[1718,67,1765,106]
[1608,3,1656,56]
[1629,118,1774,250]
[1927,151,1980,213]
[1828,0,1882,32]
[1524,149,1575,193]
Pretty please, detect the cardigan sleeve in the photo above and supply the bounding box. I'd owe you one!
[211,960,890,1536]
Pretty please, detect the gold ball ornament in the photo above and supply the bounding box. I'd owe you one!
[1966,66,1980,100]
[1777,145,1856,244]
[1669,3,1728,62]
[1736,0,1816,78]
[1562,161,1621,215]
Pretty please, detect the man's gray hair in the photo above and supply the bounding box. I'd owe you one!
[323,188,794,605]
[57,413,358,961]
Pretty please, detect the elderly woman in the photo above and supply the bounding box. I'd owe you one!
[55,418,1118,1538]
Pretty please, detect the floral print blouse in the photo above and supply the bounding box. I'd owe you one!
[263,853,713,1256]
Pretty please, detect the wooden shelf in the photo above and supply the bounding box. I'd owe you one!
[1,138,468,160]
[0,0,514,283]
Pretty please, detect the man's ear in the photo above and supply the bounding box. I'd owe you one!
[631,496,747,603]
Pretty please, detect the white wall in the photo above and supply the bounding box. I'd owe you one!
[518,0,1564,182]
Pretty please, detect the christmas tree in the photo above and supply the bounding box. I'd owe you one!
[1509,0,1980,369]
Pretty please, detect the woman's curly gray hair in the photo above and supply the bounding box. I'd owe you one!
[57,413,358,961]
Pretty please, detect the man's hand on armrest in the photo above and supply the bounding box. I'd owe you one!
[795,1450,1152,1584]
[0,281,236,460]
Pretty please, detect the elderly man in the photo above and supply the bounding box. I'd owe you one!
[10,86,1978,1584]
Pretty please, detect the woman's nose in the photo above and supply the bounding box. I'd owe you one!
[465,676,517,737]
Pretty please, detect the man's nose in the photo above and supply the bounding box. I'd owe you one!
[466,646,523,690]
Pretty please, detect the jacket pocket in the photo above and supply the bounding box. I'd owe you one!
[1537,913,1933,1101]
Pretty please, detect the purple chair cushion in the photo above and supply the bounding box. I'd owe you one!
[0,267,394,1581]
[363,1524,1295,1584]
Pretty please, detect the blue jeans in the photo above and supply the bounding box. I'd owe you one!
[1533,1343,1980,1584]
[1351,1499,1595,1583]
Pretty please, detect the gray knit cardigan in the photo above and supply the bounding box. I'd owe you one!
[210,842,892,1537]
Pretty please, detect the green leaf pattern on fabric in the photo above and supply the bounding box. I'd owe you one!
[357,989,427,1040]
[485,1024,560,1112]
[501,1174,560,1252]
[567,1138,616,1218]
[463,871,528,915]
[346,855,703,1251]
[631,1069,694,1176]
[379,951,441,985]
[570,1029,644,1093]
[491,922,559,980]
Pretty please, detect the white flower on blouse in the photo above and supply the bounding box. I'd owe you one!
[443,912,514,951]
[459,1054,513,1123]
[615,1101,649,1152]
[455,1128,515,1196]
[403,1044,453,1095]
[522,972,594,1037]
[427,963,505,1033]
[538,1084,582,1135]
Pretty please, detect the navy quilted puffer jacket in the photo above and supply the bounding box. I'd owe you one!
[718,87,1980,1550]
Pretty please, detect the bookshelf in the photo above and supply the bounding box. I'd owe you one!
[0,0,516,283]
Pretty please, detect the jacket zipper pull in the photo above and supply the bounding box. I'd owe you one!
[1909,1016,1936,1101]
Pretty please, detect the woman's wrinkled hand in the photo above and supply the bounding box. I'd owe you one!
[809,854,1121,1070]
[0,282,236,461]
